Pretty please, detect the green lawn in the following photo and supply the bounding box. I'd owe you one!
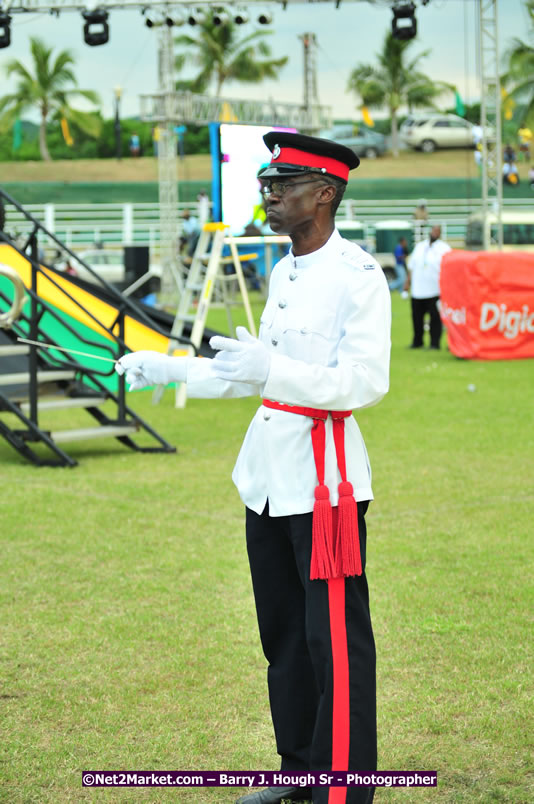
[0,294,532,803]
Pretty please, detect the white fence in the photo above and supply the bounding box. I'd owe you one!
[4,197,533,254]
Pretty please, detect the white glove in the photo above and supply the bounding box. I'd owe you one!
[115,351,188,391]
[210,326,271,385]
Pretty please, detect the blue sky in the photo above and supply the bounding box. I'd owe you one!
[0,0,528,122]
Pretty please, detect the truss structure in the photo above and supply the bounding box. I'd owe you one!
[139,90,331,131]
[300,32,321,129]
[477,0,502,249]
[0,0,351,10]
[155,23,182,303]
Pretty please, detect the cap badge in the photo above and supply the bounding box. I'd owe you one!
[272,144,281,159]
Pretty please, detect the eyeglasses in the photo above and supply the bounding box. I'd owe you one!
[259,179,323,198]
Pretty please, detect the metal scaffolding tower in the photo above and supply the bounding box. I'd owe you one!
[155,23,182,303]
[478,0,503,249]
[300,33,321,131]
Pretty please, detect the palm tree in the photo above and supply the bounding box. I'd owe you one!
[0,37,101,161]
[174,14,288,97]
[501,0,534,129]
[347,32,452,156]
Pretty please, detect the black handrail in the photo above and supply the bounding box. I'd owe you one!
[0,289,115,378]
[0,186,194,352]
[0,190,178,463]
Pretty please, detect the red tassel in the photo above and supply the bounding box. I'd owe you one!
[336,481,362,577]
[310,484,335,580]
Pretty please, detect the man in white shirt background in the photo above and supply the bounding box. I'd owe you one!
[179,208,201,258]
[404,225,451,350]
[117,132,391,804]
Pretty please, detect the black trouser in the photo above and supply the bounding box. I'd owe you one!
[410,295,442,348]
[245,503,376,804]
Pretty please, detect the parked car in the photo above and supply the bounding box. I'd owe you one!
[399,114,432,136]
[400,114,475,153]
[319,125,387,158]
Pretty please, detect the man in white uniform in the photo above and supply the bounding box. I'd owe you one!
[404,224,451,349]
[117,132,391,804]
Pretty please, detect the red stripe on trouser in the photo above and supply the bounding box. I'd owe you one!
[328,575,349,804]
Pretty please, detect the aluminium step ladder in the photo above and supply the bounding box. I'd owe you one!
[155,222,257,408]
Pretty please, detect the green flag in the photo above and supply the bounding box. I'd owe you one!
[12,119,22,151]
[455,91,465,117]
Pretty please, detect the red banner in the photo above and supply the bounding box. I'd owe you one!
[440,250,534,360]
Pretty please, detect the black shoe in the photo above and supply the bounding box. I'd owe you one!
[408,343,423,349]
[235,786,312,804]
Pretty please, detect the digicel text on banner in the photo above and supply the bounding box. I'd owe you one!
[440,250,534,360]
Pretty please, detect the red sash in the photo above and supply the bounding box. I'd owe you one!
[262,399,362,580]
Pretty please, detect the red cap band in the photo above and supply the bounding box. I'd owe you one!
[271,146,350,181]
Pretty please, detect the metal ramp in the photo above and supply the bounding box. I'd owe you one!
[0,187,189,467]
[0,320,172,468]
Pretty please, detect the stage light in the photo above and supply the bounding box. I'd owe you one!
[141,7,155,27]
[82,9,109,46]
[258,12,272,25]
[212,9,229,26]
[187,9,202,26]
[0,12,11,49]
[165,16,174,27]
[391,1,417,40]
[234,10,249,25]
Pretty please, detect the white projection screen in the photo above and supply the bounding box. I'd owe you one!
[219,123,296,235]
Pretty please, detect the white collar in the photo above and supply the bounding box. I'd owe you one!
[289,229,342,270]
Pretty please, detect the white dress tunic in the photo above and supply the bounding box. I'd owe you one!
[185,228,392,517]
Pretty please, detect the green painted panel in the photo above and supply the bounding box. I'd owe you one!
[0,275,118,391]
[2,176,532,206]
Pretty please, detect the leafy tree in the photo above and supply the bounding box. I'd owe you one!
[180,125,210,155]
[443,102,484,129]
[501,0,534,129]
[0,37,101,161]
[347,32,452,155]
[174,13,288,96]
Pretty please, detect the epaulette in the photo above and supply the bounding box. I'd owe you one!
[340,244,379,272]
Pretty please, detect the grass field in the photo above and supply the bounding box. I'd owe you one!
[0,294,533,803]
[2,149,531,183]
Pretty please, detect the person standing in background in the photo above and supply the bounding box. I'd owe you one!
[518,127,532,162]
[388,236,409,292]
[197,190,211,228]
[413,199,429,241]
[152,126,161,157]
[129,132,141,157]
[179,209,201,259]
[404,224,451,350]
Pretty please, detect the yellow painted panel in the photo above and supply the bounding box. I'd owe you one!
[0,245,188,356]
